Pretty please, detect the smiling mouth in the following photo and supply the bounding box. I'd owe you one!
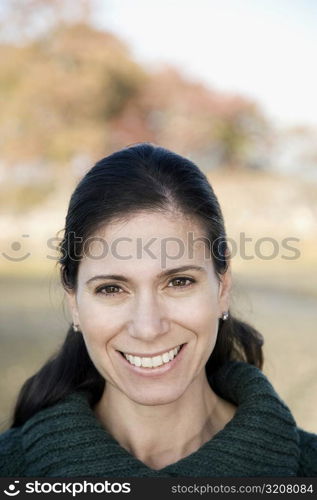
[119,344,185,368]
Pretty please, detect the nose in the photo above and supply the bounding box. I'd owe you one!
[127,292,170,342]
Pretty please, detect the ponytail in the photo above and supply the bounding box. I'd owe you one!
[206,313,264,375]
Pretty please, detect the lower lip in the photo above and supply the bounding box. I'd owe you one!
[117,344,187,378]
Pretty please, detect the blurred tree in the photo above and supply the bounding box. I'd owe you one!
[212,101,270,170]
[124,66,270,171]
[0,23,146,165]
[0,0,96,42]
[0,0,272,213]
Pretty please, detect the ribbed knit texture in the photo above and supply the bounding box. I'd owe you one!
[1,361,316,477]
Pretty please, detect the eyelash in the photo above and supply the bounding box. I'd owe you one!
[95,277,196,297]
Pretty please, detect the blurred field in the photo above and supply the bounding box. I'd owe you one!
[0,170,316,434]
[215,170,317,433]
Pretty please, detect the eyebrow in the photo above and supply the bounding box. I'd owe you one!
[86,265,206,285]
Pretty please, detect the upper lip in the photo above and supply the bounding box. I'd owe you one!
[119,344,184,358]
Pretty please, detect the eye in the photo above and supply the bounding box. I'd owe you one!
[167,277,195,288]
[95,284,123,296]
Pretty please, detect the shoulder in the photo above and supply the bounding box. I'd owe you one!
[0,393,87,477]
[297,427,317,477]
[0,426,25,476]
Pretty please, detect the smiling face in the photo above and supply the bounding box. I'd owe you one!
[67,211,231,407]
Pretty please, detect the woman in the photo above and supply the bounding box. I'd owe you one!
[0,143,316,477]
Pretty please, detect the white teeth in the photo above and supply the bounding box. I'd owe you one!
[152,355,162,367]
[133,356,141,367]
[123,345,182,368]
[162,352,170,363]
[142,357,152,368]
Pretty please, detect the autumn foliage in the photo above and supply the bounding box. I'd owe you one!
[0,1,271,210]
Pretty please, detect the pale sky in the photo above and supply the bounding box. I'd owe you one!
[97,0,317,128]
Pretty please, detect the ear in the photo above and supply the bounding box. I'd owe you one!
[65,290,80,327]
[218,266,232,315]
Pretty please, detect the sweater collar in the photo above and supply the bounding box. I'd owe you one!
[21,361,300,477]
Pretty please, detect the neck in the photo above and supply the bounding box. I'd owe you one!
[94,372,235,470]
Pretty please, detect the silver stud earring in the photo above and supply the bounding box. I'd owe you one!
[221,312,229,321]
[72,323,80,332]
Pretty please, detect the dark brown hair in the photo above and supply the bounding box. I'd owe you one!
[12,143,263,427]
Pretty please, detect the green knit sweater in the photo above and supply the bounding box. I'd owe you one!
[0,361,316,477]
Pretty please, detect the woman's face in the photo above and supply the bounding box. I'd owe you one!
[67,211,231,406]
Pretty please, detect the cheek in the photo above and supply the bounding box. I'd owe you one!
[170,285,220,327]
[77,300,122,347]
[79,310,120,376]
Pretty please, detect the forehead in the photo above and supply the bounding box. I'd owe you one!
[78,211,212,277]
[102,211,204,238]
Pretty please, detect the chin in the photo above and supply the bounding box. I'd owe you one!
[125,385,186,407]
